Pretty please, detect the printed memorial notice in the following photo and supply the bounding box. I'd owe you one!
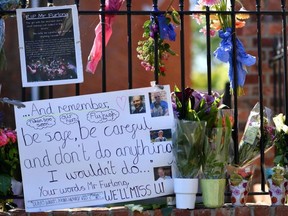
[14,86,175,212]
[16,5,83,87]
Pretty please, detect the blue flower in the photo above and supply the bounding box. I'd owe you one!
[158,15,176,41]
[151,8,176,41]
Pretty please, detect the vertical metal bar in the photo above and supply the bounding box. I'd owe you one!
[74,0,80,8]
[75,0,80,95]
[278,54,283,112]
[21,0,27,8]
[281,0,288,124]
[100,0,107,92]
[30,0,47,100]
[179,0,186,119]
[21,0,27,101]
[272,60,277,113]
[205,6,212,95]
[276,37,283,113]
[272,38,278,113]
[179,0,185,90]
[49,86,53,99]
[230,0,239,165]
[255,0,265,192]
[152,0,159,84]
[126,0,132,89]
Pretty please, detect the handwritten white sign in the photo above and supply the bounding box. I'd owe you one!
[14,86,175,212]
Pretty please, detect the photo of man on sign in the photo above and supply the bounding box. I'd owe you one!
[149,91,169,117]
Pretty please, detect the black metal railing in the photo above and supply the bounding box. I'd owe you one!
[0,0,288,206]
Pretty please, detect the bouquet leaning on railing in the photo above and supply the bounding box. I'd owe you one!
[227,102,274,206]
[238,102,275,167]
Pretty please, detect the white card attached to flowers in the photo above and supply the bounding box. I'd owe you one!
[14,85,175,212]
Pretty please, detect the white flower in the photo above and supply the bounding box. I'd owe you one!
[125,204,144,213]
[273,113,288,133]
[131,205,144,213]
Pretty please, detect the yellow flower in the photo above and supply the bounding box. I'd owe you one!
[236,7,250,20]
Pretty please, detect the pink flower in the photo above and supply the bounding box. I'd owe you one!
[199,27,217,37]
[0,130,8,147]
[192,4,205,25]
[5,130,17,143]
[199,0,220,7]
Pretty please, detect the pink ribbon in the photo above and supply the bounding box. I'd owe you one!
[86,0,124,74]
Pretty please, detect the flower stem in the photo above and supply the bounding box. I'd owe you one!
[166,0,175,12]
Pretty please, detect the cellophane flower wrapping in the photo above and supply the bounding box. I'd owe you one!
[202,110,232,179]
[238,102,275,167]
[173,119,206,178]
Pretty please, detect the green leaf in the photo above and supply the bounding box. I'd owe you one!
[143,20,151,28]
[0,174,11,196]
[274,155,283,166]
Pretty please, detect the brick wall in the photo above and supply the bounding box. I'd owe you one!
[2,205,288,216]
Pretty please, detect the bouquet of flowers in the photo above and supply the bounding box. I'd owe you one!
[202,110,232,179]
[272,113,288,167]
[192,0,256,96]
[172,86,226,127]
[238,102,275,167]
[0,127,21,196]
[172,86,232,178]
[136,2,180,76]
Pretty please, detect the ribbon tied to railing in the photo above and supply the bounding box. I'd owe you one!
[214,28,256,96]
[86,0,124,74]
